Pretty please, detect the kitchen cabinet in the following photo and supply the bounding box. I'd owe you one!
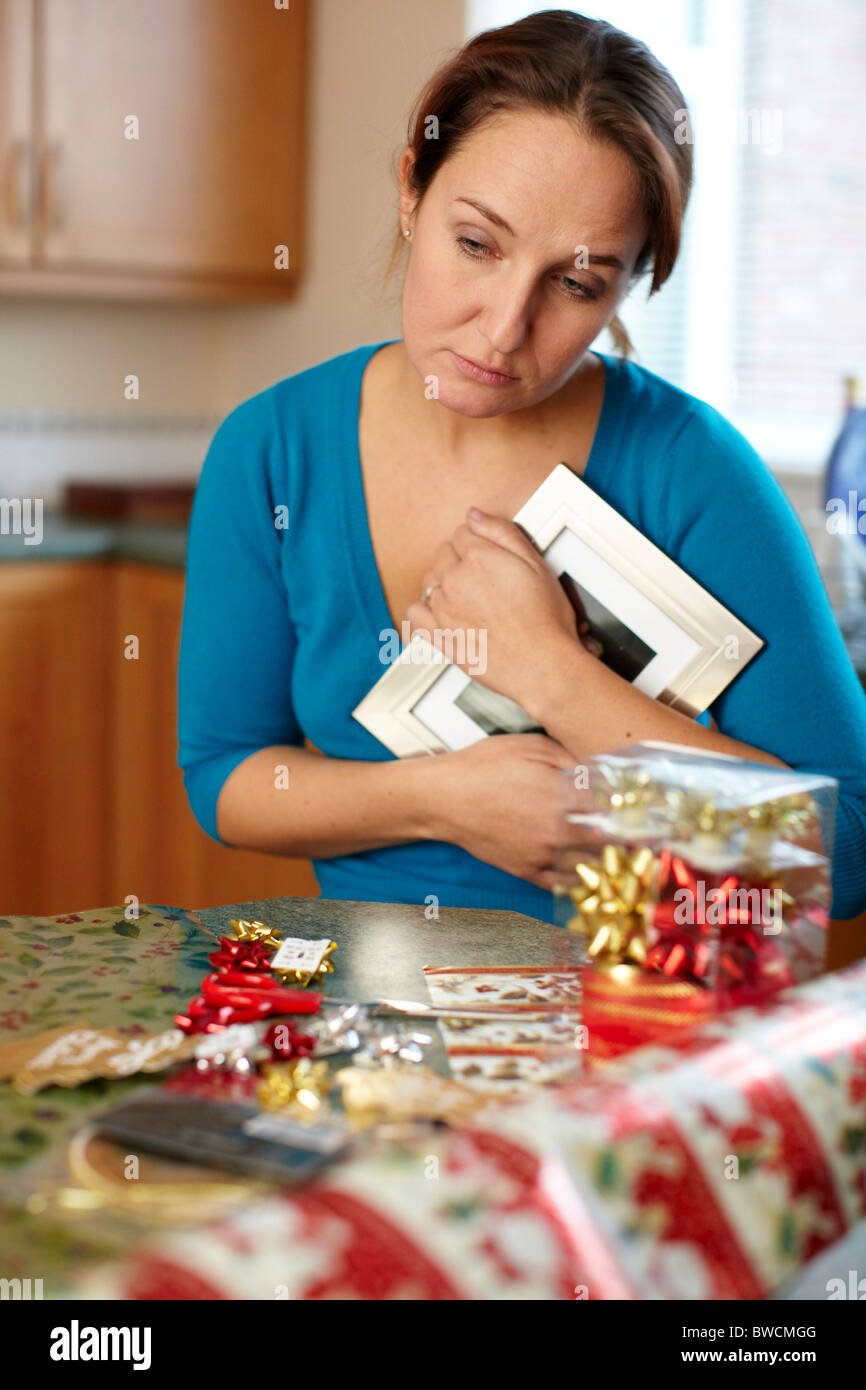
[0,0,308,300]
[0,557,318,915]
[110,561,318,911]
[0,0,34,268]
[0,560,112,914]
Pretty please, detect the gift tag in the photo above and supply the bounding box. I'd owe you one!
[270,937,335,978]
[0,1024,97,1082]
[336,1063,495,1128]
[12,1025,197,1094]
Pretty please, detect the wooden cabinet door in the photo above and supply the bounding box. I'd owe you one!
[0,560,111,916]
[35,0,307,290]
[111,562,318,910]
[0,0,35,266]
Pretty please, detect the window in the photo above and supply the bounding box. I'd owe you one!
[465,1,866,473]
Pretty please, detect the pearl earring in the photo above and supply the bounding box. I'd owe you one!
[403,228,411,238]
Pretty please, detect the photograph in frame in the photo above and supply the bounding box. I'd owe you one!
[352,464,764,757]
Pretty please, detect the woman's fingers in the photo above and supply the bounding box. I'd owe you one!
[428,538,461,582]
[462,509,540,562]
[521,732,580,769]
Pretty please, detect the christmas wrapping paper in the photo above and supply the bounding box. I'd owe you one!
[0,904,211,1173]
[496,959,866,1298]
[422,965,584,1093]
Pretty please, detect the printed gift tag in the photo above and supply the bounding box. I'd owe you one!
[269,937,336,984]
[0,1024,97,1082]
[423,966,584,1094]
[10,1025,198,1094]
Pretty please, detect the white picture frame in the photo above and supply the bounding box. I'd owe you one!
[352,463,763,756]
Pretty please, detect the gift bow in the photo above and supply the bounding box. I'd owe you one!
[564,844,658,966]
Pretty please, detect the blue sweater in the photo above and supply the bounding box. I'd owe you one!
[178,340,866,922]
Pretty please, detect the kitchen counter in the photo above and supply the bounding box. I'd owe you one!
[0,509,188,569]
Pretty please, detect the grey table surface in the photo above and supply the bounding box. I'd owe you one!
[190,895,575,1000]
[0,510,188,568]
[190,896,576,1078]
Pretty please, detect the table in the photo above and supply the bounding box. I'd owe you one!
[1,897,862,1300]
[0,895,570,1296]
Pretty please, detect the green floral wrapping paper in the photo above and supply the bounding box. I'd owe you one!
[0,902,216,1290]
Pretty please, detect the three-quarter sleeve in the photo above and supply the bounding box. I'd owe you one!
[660,404,866,920]
[177,390,302,845]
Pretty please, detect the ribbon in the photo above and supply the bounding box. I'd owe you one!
[174,997,277,1034]
[262,1020,318,1061]
[230,919,283,950]
[208,938,274,972]
[563,844,659,966]
[256,1059,332,1117]
[177,921,325,1032]
[647,849,799,996]
[563,843,804,1000]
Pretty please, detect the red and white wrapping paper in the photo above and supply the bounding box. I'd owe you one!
[422,965,584,1093]
[496,958,866,1297]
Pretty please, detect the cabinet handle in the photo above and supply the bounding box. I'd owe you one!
[3,137,35,230]
[39,140,66,231]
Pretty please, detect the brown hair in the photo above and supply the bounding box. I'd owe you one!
[386,8,692,357]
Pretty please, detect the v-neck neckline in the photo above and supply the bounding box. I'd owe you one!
[339,339,621,641]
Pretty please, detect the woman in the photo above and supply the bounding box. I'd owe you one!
[178,10,866,923]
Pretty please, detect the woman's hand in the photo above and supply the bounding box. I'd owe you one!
[427,732,577,889]
[405,507,596,711]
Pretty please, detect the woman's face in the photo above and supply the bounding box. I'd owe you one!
[399,108,648,418]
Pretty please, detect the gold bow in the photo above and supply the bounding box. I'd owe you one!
[257,1059,332,1117]
[564,844,658,966]
[229,919,283,951]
